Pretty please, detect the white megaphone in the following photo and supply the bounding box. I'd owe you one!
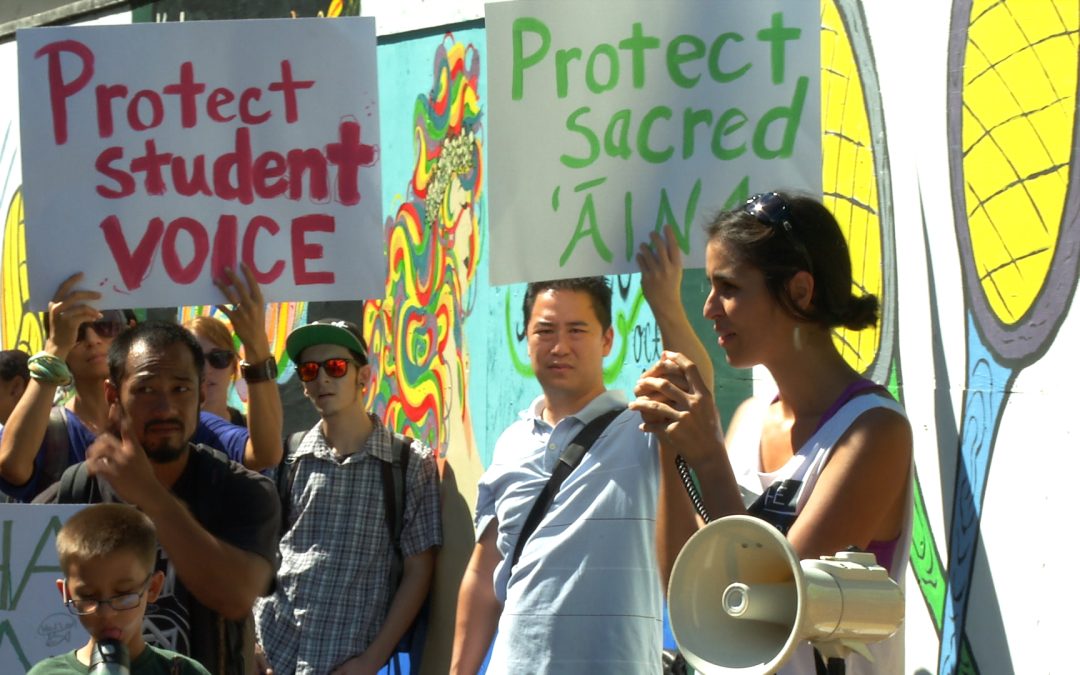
[668,515,903,674]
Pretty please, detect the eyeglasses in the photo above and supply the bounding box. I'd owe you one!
[64,572,153,615]
[297,358,360,382]
[743,192,814,275]
[76,320,124,342]
[205,348,235,370]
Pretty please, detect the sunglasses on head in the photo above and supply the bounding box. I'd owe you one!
[743,192,814,275]
[205,348,235,370]
[297,357,360,382]
[76,319,124,342]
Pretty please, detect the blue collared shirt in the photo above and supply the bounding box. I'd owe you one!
[475,390,662,674]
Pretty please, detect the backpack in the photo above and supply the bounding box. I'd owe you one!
[56,445,252,675]
[276,429,429,668]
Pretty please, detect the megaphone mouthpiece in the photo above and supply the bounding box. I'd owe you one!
[722,581,797,625]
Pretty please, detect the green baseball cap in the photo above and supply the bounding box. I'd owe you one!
[285,318,368,364]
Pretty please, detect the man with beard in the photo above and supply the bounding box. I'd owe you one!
[0,265,284,501]
[39,320,280,675]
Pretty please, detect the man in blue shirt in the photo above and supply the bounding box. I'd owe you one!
[451,228,713,674]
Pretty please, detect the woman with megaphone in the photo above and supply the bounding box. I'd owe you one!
[631,191,912,675]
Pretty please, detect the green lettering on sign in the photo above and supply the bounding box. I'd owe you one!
[512,17,551,100]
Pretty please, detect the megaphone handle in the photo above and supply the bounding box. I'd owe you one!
[813,649,846,675]
[675,455,711,523]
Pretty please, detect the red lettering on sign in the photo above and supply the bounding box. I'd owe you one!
[291,214,334,285]
[35,40,95,145]
[100,215,163,290]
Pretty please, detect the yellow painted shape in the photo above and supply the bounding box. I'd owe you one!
[1,189,44,352]
[821,0,884,374]
[961,0,1077,322]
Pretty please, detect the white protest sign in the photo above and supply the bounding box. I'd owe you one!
[17,18,383,310]
[0,505,88,672]
[486,0,821,284]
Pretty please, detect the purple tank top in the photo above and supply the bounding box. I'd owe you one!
[816,379,900,574]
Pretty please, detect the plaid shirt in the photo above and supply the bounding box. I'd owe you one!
[254,416,442,675]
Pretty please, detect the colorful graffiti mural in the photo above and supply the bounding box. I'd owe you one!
[1,0,1078,672]
[363,35,483,459]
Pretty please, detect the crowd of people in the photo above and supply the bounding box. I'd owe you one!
[6,192,912,675]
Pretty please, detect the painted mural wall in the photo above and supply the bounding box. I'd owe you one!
[1,1,1077,673]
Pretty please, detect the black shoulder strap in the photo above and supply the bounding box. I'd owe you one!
[57,461,95,503]
[39,406,72,491]
[382,433,413,589]
[276,430,308,533]
[510,408,622,571]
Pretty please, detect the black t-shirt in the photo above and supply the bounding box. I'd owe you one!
[42,444,280,675]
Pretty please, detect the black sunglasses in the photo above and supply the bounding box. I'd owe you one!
[297,358,360,382]
[743,192,814,275]
[205,348,236,370]
[77,319,124,342]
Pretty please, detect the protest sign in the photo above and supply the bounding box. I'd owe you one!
[17,18,383,310]
[486,0,821,284]
[0,505,88,672]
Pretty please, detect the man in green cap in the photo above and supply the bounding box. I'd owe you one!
[255,319,442,675]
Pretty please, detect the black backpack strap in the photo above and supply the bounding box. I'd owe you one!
[381,432,412,589]
[57,461,96,503]
[38,405,72,492]
[276,430,308,534]
[510,408,623,572]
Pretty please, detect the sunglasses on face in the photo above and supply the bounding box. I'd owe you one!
[76,319,124,342]
[297,358,360,382]
[205,348,236,370]
[743,192,815,275]
[64,572,153,616]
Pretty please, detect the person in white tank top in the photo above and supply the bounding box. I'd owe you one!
[631,191,913,675]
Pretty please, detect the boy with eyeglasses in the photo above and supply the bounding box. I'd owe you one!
[254,318,442,675]
[29,503,209,674]
[0,265,284,501]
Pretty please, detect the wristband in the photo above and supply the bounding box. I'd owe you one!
[241,357,278,383]
[28,352,73,386]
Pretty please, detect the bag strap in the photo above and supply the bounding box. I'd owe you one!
[276,430,308,533]
[57,461,95,503]
[39,406,72,492]
[510,408,622,571]
[382,433,412,590]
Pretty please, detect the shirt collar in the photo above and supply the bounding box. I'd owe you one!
[525,389,628,431]
[295,413,394,463]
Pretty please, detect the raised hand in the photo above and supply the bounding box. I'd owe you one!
[46,272,102,356]
[214,263,271,362]
[637,224,684,310]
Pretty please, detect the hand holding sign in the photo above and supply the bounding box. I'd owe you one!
[215,263,271,363]
[45,272,103,358]
[637,224,684,313]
